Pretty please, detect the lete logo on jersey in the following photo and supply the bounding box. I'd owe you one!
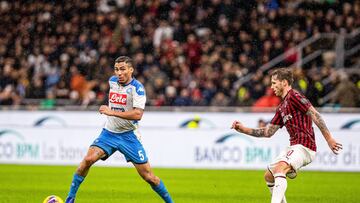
[109,92,127,105]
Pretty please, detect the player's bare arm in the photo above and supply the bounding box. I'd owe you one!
[231,120,280,138]
[99,105,144,120]
[307,106,343,154]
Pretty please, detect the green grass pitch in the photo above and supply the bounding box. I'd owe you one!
[0,164,359,203]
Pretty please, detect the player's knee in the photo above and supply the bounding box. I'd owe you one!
[83,155,96,166]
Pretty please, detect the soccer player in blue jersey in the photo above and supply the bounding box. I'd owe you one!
[65,56,174,203]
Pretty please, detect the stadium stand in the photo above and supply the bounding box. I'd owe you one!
[0,0,359,109]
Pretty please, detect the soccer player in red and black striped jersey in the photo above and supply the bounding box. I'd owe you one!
[231,68,342,203]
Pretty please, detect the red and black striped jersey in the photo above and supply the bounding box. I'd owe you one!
[270,89,316,151]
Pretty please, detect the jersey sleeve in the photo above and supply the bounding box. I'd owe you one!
[270,109,284,127]
[109,75,118,84]
[291,92,312,114]
[133,84,146,109]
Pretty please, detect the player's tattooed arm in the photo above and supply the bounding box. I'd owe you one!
[307,106,329,134]
[251,128,266,137]
[266,124,280,137]
[231,121,279,138]
[307,106,343,154]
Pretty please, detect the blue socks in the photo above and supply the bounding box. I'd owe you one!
[67,174,85,198]
[151,180,174,203]
[67,174,173,202]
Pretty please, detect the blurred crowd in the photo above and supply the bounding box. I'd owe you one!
[0,0,359,109]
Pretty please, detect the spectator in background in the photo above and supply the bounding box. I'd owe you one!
[184,33,202,71]
[0,84,21,106]
[164,85,177,106]
[0,62,22,105]
[248,71,266,101]
[210,92,231,106]
[331,73,360,107]
[173,89,192,106]
[40,90,56,110]
[292,67,308,95]
[27,77,46,99]
[236,87,254,106]
[305,69,325,107]
[252,87,281,109]
[69,66,98,106]
[153,20,173,49]
[258,119,267,128]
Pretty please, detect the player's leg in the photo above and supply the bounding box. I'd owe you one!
[133,162,174,203]
[270,162,291,203]
[264,164,287,203]
[65,146,106,203]
[268,144,316,203]
[264,169,275,194]
[267,147,293,203]
[76,146,106,176]
[118,130,173,202]
[65,129,116,203]
[264,168,287,203]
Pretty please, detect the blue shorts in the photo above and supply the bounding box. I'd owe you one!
[91,128,148,164]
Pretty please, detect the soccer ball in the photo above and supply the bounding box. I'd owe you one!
[43,195,64,203]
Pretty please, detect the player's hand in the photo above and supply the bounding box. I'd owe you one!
[327,137,343,155]
[231,120,244,132]
[99,105,113,116]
